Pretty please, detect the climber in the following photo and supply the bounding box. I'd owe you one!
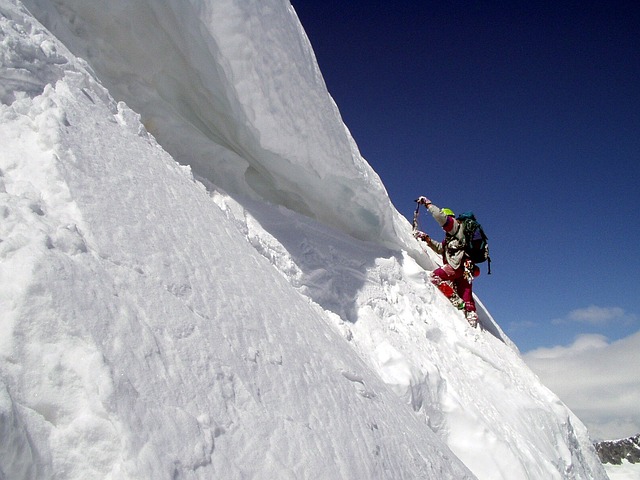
[413,196,480,327]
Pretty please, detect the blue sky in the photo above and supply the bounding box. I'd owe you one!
[291,1,640,353]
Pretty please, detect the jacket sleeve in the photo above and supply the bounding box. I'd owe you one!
[426,203,447,227]
[425,236,443,254]
[426,203,458,233]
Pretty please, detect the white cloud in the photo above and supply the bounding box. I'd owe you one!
[507,320,538,333]
[525,334,609,359]
[524,330,640,441]
[552,305,631,326]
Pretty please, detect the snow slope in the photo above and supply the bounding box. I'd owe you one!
[605,462,640,480]
[0,0,607,479]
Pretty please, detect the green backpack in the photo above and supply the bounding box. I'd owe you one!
[457,212,491,274]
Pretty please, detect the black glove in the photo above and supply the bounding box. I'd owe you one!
[413,230,429,241]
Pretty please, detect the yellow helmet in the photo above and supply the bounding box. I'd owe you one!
[441,208,455,217]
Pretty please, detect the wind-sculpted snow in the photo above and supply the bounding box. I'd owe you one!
[0,0,608,479]
[0,4,476,478]
[21,0,407,248]
[225,196,607,479]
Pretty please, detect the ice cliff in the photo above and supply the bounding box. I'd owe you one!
[0,0,607,478]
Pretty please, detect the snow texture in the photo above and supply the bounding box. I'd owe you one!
[0,0,608,478]
[605,462,640,480]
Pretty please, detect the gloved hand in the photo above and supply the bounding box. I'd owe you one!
[415,196,431,206]
[413,230,429,241]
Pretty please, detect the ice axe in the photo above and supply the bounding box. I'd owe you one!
[412,199,421,232]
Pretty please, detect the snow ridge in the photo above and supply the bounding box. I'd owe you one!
[21,0,407,248]
[0,0,608,479]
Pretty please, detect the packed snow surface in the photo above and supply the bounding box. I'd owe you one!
[0,0,608,478]
[605,462,640,480]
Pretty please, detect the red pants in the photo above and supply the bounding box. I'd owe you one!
[432,264,476,312]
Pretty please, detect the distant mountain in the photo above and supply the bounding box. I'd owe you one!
[595,434,640,464]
